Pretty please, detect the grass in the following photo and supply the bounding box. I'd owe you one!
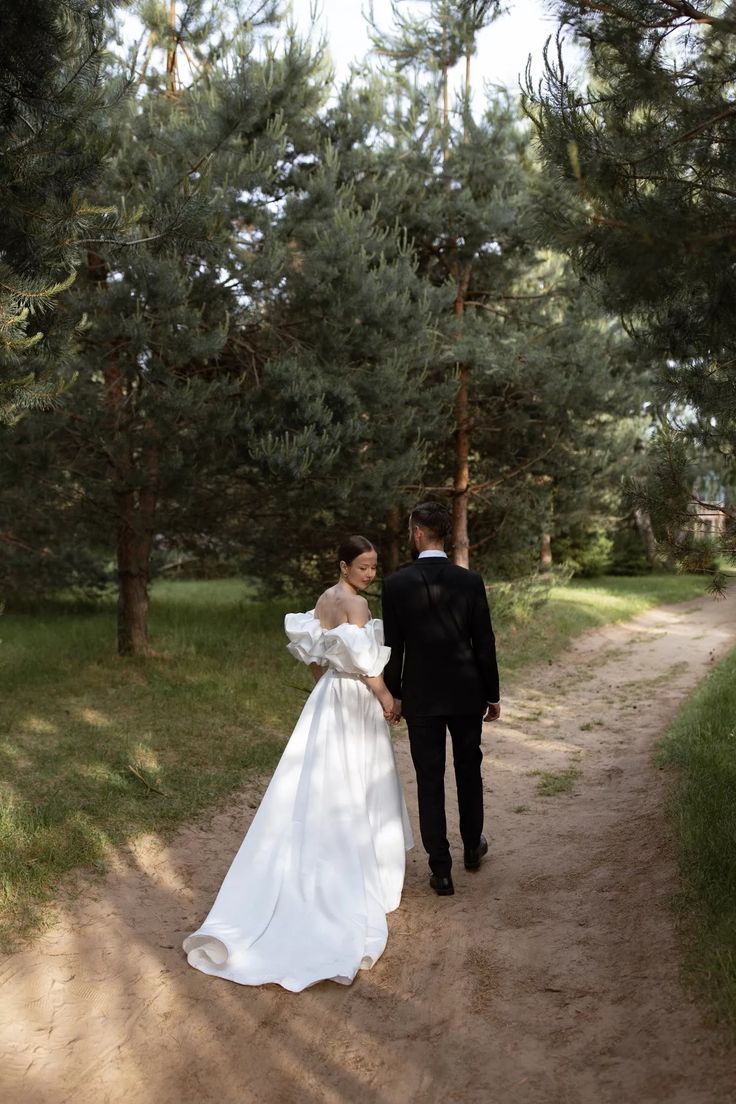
[0,581,312,946]
[529,768,581,796]
[0,572,710,947]
[496,573,706,677]
[656,645,736,1032]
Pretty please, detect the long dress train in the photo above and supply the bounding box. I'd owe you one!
[183,612,413,992]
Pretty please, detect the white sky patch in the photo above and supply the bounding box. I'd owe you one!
[286,0,576,99]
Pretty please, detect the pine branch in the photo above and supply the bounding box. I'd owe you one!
[657,0,724,24]
[127,764,167,796]
[692,496,735,521]
[0,531,38,553]
[570,0,722,28]
[630,107,736,165]
[470,438,561,494]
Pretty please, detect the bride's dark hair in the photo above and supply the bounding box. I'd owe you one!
[337,535,375,568]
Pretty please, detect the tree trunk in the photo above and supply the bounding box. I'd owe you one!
[167,0,178,93]
[385,503,401,575]
[451,263,474,569]
[104,349,159,656]
[441,22,449,164]
[464,50,471,141]
[540,531,553,571]
[452,364,471,568]
[115,442,159,657]
[634,507,657,566]
[116,493,153,657]
[89,251,158,657]
[443,68,449,162]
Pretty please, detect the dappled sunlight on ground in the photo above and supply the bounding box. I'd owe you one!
[19,716,58,736]
[77,707,112,728]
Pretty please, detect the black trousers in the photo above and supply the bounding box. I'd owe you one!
[406,714,484,877]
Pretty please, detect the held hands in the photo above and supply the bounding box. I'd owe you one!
[382,698,497,724]
[382,697,402,726]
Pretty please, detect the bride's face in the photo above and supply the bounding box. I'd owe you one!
[342,550,378,591]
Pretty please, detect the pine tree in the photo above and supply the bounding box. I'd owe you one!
[1,1,446,636]
[322,1,645,574]
[0,0,119,423]
[364,0,508,566]
[234,155,441,590]
[523,0,736,571]
[1,0,327,651]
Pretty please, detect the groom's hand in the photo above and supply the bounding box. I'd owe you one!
[483,702,501,722]
[383,698,401,725]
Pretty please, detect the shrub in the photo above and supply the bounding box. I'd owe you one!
[553,527,613,578]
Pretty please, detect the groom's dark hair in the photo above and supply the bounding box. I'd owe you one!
[410,501,452,543]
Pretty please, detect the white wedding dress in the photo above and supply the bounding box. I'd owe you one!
[183,611,413,992]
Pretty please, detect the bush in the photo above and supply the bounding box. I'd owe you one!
[610,524,656,576]
[487,565,573,626]
[553,527,613,578]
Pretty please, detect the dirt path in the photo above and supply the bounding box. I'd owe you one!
[3,596,736,1104]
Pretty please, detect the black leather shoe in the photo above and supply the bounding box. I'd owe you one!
[464,834,489,871]
[429,873,455,896]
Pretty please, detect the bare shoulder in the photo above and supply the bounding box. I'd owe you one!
[345,593,371,626]
[315,586,370,629]
[314,586,337,623]
[314,586,335,611]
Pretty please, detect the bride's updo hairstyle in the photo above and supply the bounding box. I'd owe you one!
[337,535,375,569]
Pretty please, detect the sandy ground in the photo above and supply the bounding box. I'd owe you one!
[3,596,736,1104]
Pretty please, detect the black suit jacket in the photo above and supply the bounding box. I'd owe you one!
[381,557,500,718]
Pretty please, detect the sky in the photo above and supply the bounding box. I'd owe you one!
[287,0,572,95]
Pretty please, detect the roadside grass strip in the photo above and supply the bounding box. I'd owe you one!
[657,644,736,1032]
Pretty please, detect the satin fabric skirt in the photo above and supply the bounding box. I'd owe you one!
[183,671,413,992]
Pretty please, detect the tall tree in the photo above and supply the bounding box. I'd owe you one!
[523,0,736,574]
[367,0,507,566]
[1,0,325,651]
[322,2,644,574]
[231,156,440,590]
[0,0,119,423]
[1,1,446,632]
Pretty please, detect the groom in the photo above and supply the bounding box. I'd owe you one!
[382,501,500,897]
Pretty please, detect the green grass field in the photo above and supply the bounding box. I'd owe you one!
[0,572,709,947]
[657,645,736,1031]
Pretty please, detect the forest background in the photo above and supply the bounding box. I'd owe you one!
[2,0,735,657]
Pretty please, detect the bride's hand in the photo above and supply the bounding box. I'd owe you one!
[380,695,398,724]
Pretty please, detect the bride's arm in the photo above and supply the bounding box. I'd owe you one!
[309,662,325,683]
[345,596,396,719]
[363,673,397,718]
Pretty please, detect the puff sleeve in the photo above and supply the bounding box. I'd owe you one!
[284,611,326,667]
[322,620,391,678]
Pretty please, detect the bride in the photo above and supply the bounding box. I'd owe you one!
[183,535,413,992]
